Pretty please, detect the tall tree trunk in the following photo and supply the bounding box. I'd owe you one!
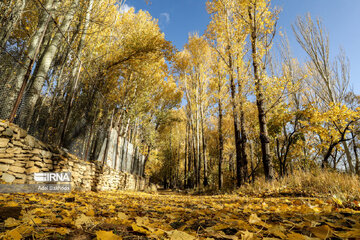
[342,142,354,173]
[84,109,98,161]
[169,126,173,188]
[0,0,25,48]
[101,110,114,169]
[250,141,255,183]
[192,129,198,188]
[237,68,249,183]
[59,62,81,145]
[249,7,274,181]
[226,48,243,187]
[143,144,151,177]
[351,132,360,174]
[18,0,79,129]
[218,85,224,190]
[195,84,201,188]
[187,123,193,188]
[59,0,93,143]
[239,101,248,183]
[184,122,188,188]
[1,0,55,119]
[200,104,208,187]
[229,73,242,187]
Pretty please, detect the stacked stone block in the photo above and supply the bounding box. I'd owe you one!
[0,120,155,192]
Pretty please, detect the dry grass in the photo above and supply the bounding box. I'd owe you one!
[237,169,360,201]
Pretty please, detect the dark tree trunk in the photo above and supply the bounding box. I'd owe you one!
[200,105,208,187]
[218,92,224,190]
[248,6,274,181]
[227,50,243,187]
[239,97,248,183]
[351,131,360,174]
[230,74,242,187]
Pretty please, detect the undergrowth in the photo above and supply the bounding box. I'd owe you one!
[237,169,360,202]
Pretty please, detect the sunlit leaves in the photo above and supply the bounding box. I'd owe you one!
[300,103,359,154]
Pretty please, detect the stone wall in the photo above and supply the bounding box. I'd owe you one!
[0,120,152,191]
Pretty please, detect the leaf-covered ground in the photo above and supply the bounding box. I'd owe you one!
[1,191,360,239]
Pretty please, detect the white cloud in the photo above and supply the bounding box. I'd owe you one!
[160,12,170,24]
[120,3,134,13]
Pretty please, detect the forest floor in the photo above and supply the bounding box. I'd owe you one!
[1,190,360,239]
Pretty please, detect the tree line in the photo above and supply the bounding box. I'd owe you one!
[0,0,359,190]
[0,0,181,165]
[151,0,360,190]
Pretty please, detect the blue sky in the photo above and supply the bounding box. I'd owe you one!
[124,0,360,94]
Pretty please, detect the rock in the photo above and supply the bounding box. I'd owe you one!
[14,133,20,140]
[33,140,43,149]
[1,173,15,183]
[57,148,67,156]
[31,156,42,161]
[2,128,14,137]
[13,158,30,161]
[0,164,9,172]
[0,152,14,158]
[34,140,47,149]
[6,148,22,154]
[13,161,25,167]
[12,140,25,147]
[24,135,36,148]
[26,161,35,168]
[17,128,27,138]
[15,154,32,158]
[8,166,25,173]
[41,150,52,159]
[22,146,32,151]
[13,179,26,184]
[43,158,52,164]
[34,162,43,167]
[0,126,5,132]
[0,138,9,148]
[26,167,39,174]
[13,173,26,179]
[46,163,53,169]
[31,149,42,155]
[0,159,14,164]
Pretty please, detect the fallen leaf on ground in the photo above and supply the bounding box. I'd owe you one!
[167,230,196,240]
[96,230,122,240]
[4,218,20,228]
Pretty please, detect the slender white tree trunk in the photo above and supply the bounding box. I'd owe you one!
[0,0,54,119]
[0,0,26,48]
[18,0,79,129]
